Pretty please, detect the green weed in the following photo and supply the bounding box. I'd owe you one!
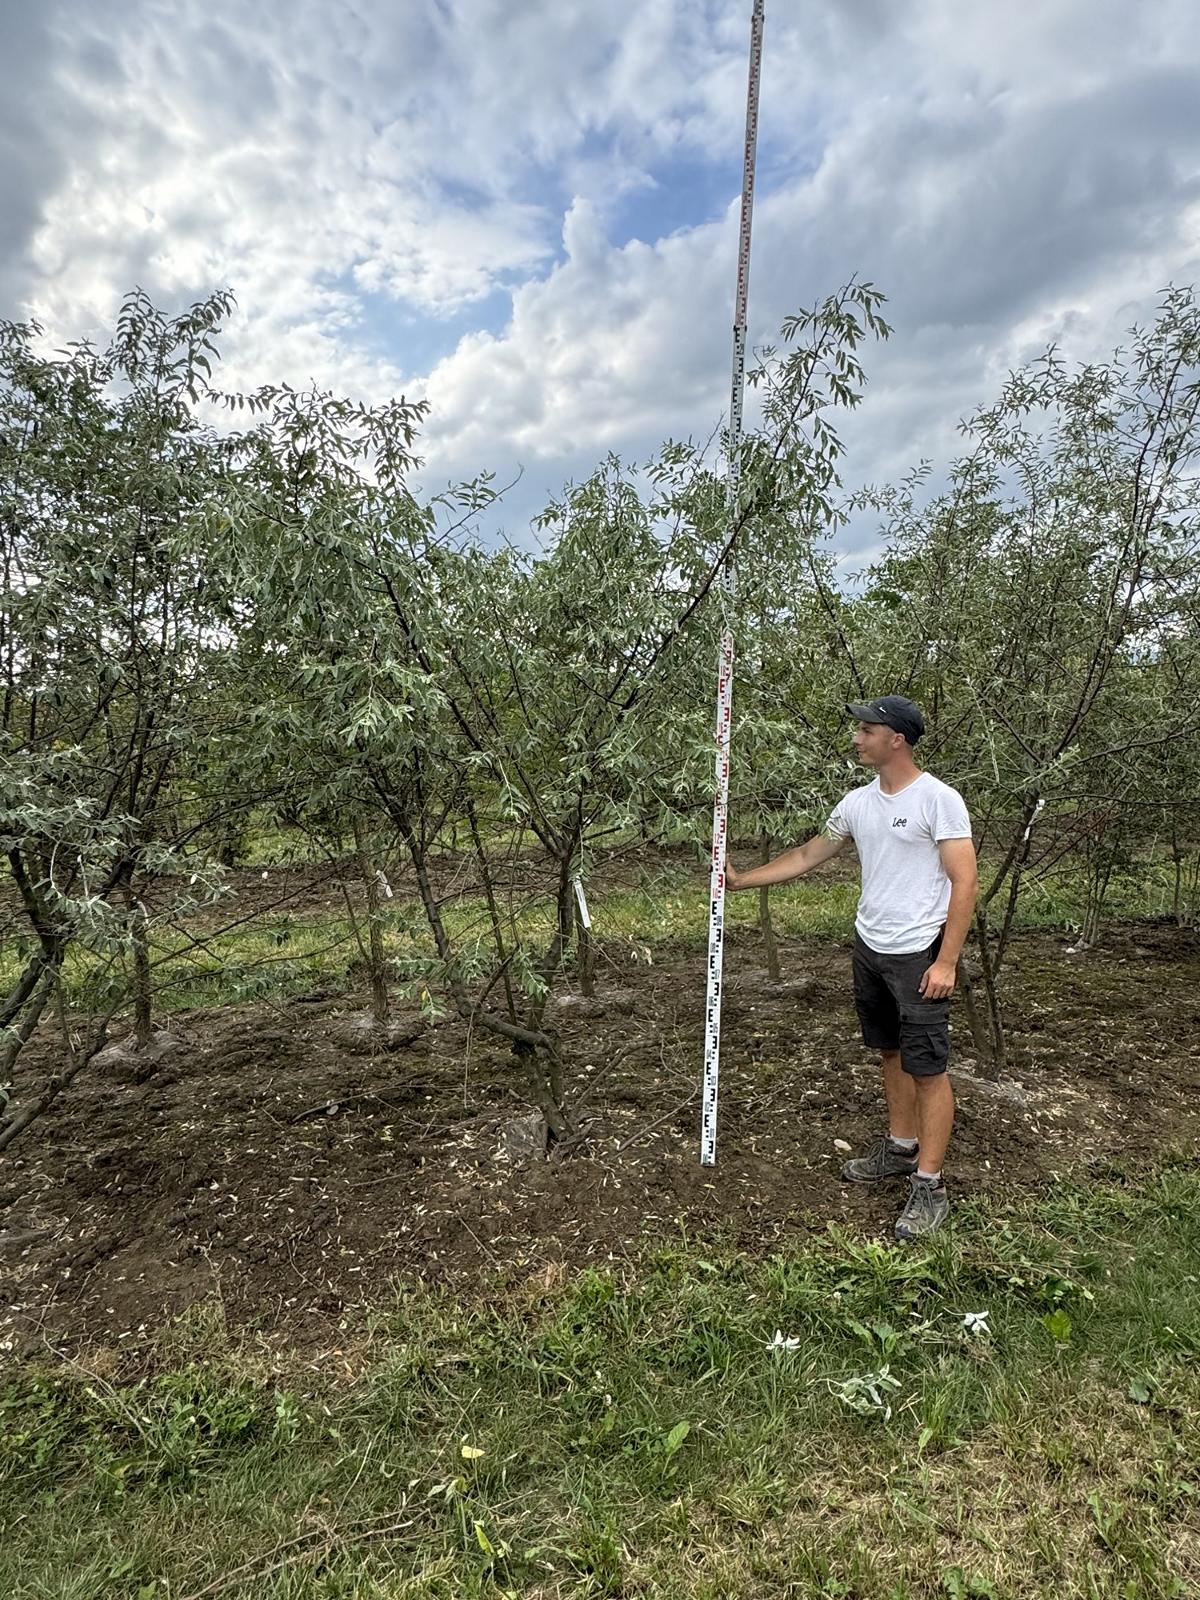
[1,1168,1198,1598]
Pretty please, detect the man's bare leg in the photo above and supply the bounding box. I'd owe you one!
[881,1048,918,1143]
[913,1073,955,1175]
[894,1072,955,1239]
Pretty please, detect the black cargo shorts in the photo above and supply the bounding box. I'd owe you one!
[851,931,950,1077]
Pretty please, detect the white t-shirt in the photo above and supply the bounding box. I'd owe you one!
[825,772,973,955]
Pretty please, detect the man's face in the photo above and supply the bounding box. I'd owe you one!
[852,720,903,765]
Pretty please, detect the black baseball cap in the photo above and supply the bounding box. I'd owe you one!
[846,695,926,745]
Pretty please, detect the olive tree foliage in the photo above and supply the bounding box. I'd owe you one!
[848,287,1200,1072]
[713,289,892,973]
[6,270,1195,1152]
[225,282,889,1143]
[725,288,889,798]
[0,291,249,1148]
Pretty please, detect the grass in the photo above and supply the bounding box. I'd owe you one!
[0,846,1188,1021]
[2,1162,1198,1598]
[0,873,865,1019]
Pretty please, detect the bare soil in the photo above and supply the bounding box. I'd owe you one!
[2,912,1198,1359]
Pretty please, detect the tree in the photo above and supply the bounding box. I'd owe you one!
[856,287,1200,1070]
[226,284,890,1146]
[0,290,246,1148]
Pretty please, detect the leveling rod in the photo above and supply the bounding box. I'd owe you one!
[700,0,764,1167]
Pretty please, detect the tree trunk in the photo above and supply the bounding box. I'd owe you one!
[128,879,153,1048]
[217,823,248,868]
[0,952,54,1033]
[758,833,780,981]
[956,957,992,1063]
[973,908,1007,1081]
[512,859,580,1144]
[389,799,575,1143]
[0,1009,107,1154]
[574,887,595,998]
[352,814,389,1026]
[1169,829,1196,929]
[0,964,58,1086]
[510,1041,573,1143]
[1080,855,1114,948]
[466,799,517,1025]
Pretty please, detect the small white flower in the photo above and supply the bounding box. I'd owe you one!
[963,1310,990,1335]
[766,1329,801,1351]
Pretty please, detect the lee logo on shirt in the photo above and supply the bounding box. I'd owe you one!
[892,817,907,828]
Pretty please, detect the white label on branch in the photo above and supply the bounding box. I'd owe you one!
[572,876,591,929]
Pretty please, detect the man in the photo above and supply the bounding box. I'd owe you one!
[725,696,977,1240]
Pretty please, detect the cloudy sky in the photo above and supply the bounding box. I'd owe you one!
[4,0,1199,560]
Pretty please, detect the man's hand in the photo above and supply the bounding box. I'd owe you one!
[724,862,744,890]
[919,957,957,1000]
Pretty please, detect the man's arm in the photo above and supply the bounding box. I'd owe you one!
[725,831,848,891]
[918,837,979,1000]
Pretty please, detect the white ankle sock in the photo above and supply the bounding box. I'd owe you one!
[916,1168,943,1185]
[888,1134,918,1151]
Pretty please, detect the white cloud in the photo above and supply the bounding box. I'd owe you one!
[421,197,730,465]
[4,0,1200,550]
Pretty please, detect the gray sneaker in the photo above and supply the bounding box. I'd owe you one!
[894,1175,950,1241]
[840,1136,920,1184]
